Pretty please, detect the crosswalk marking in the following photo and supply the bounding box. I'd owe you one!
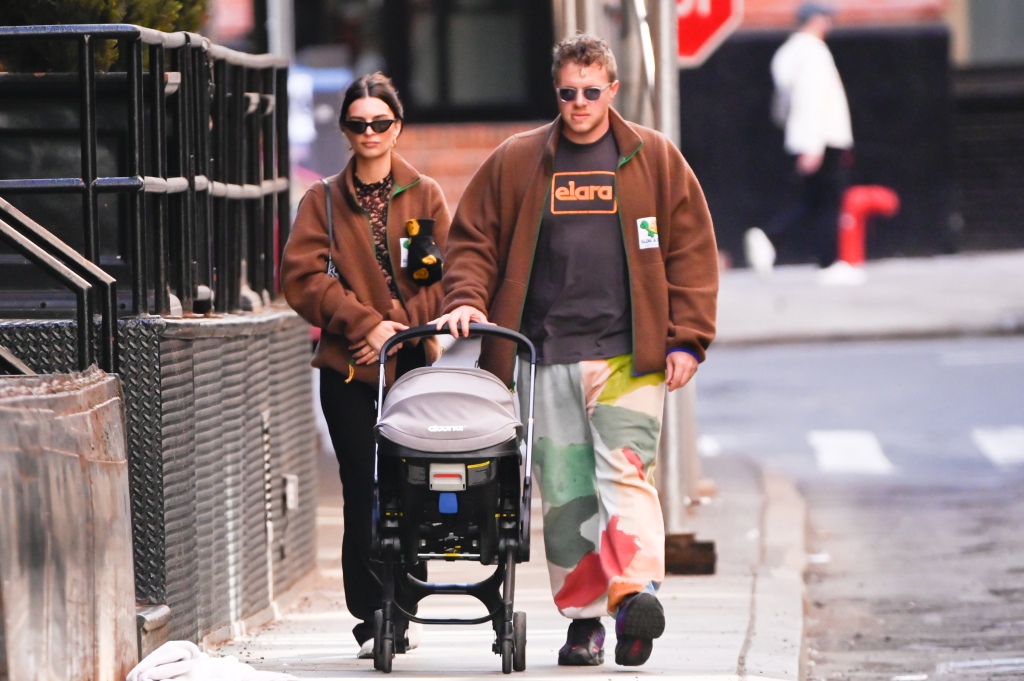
[972,427,1024,467]
[807,430,895,475]
[704,426,1024,474]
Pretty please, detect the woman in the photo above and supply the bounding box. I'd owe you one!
[282,72,450,658]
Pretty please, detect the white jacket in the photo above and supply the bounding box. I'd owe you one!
[771,32,853,156]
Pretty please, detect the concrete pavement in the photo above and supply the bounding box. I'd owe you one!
[211,447,806,680]
[208,250,1024,679]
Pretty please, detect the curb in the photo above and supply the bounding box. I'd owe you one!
[739,468,808,681]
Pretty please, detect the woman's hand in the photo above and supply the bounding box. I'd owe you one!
[432,305,492,338]
[350,320,409,365]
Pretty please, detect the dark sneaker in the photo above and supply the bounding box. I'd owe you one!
[614,592,665,666]
[557,618,605,666]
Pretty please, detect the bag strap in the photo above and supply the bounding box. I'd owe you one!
[321,178,336,275]
[321,178,334,251]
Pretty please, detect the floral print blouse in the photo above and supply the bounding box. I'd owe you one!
[353,173,399,299]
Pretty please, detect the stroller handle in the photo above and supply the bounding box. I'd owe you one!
[378,322,537,367]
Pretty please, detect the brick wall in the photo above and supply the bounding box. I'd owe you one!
[743,0,946,28]
[397,121,547,209]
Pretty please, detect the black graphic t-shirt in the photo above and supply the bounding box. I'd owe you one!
[522,128,632,364]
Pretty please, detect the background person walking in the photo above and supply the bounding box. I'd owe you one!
[746,2,854,281]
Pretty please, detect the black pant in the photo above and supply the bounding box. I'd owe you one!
[766,147,851,268]
[320,344,428,645]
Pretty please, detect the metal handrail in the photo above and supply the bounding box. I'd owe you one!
[0,218,95,372]
[0,197,118,373]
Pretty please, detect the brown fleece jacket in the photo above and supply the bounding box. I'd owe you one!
[442,110,718,386]
[282,152,450,384]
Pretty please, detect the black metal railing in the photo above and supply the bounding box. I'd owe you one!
[0,24,290,323]
[0,197,117,372]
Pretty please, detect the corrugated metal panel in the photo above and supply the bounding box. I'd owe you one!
[218,333,249,628]
[160,337,199,642]
[241,332,271,619]
[119,319,168,604]
[192,338,229,634]
[268,322,317,593]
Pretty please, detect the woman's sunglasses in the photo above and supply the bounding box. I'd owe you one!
[555,83,613,103]
[342,119,398,134]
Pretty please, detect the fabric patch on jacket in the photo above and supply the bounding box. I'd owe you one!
[636,217,659,249]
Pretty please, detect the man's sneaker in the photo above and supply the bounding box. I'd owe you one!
[557,618,605,666]
[356,638,374,659]
[744,227,776,279]
[614,592,665,666]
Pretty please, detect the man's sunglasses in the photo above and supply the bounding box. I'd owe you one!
[556,83,613,103]
[342,119,398,134]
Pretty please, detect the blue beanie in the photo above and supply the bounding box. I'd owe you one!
[797,2,836,25]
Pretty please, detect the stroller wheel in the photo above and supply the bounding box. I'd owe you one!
[500,639,513,674]
[512,611,526,672]
[373,610,393,673]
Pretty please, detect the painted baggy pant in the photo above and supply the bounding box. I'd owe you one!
[519,354,666,619]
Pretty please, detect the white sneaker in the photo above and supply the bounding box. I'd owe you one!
[357,638,375,659]
[818,260,867,286]
[406,621,422,651]
[744,227,776,279]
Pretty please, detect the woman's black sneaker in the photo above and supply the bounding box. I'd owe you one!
[614,592,665,666]
[557,618,605,666]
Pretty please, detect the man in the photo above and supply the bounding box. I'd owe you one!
[434,34,718,667]
[746,1,853,280]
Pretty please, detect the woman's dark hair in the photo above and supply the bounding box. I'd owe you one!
[338,72,404,130]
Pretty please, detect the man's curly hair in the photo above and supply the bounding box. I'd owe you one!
[551,33,618,83]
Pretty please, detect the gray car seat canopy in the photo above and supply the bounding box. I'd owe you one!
[376,366,522,452]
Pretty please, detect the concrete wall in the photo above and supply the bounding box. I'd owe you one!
[0,369,137,681]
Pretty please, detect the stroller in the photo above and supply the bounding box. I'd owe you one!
[369,323,535,674]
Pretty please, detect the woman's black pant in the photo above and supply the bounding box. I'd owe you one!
[320,344,428,645]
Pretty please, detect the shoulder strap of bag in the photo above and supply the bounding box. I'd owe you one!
[321,178,337,276]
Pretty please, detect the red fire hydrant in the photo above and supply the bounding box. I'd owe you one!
[838,185,900,265]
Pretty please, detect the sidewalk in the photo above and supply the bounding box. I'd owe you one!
[717,250,1024,345]
[212,449,806,680]
[208,250,1024,679]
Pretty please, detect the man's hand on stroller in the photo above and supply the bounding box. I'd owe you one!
[351,320,409,364]
[433,305,493,338]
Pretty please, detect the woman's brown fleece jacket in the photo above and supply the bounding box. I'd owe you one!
[282,152,451,384]
[441,109,718,386]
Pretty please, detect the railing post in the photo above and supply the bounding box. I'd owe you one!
[131,35,149,316]
[211,58,228,312]
[275,66,291,296]
[260,67,277,301]
[191,39,214,308]
[79,35,99,264]
[150,42,170,315]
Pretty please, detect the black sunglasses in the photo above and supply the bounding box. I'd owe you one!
[556,83,613,103]
[342,119,398,134]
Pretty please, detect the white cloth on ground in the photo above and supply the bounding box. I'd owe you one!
[126,641,299,681]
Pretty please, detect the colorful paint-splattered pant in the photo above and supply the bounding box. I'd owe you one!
[519,354,666,619]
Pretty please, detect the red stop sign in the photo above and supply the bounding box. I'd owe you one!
[678,0,743,68]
